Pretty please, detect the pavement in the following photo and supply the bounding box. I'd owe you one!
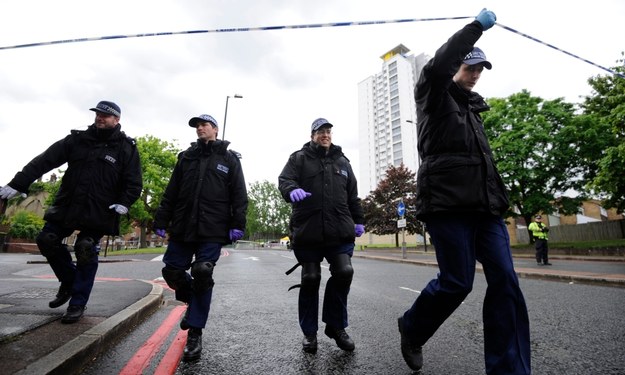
[0,254,163,375]
[0,249,623,375]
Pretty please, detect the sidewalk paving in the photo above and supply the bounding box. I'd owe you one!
[353,249,625,287]
[0,250,623,375]
[0,257,163,375]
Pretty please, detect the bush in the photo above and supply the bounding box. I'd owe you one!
[8,211,44,240]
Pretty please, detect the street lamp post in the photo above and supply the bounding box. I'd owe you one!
[222,94,243,140]
[406,119,427,253]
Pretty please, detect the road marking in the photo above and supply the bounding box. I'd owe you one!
[152,248,229,261]
[33,275,132,282]
[154,329,186,375]
[400,286,421,294]
[119,305,186,375]
[243,256,260,261]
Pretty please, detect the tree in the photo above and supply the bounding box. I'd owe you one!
[482,90,598,233]
[43,173,62,208]
[246,180,291,242]
[361,164,422,247]
[581,53,625,212]
[7,211,44,240]
[132,135,179,247]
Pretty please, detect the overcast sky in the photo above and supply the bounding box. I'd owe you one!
[1,0,623,197]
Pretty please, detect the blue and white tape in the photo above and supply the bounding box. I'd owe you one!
[0,16,471,51]
[495,23,623,78]
[0,16,621,78]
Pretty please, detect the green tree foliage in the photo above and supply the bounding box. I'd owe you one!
[1,174,60,222]
[132,135,179,247]
[581,54,625,212]
[482,90,588,228]
[361,164,422,247]
[43,173,62,208]
[7,211,44,239]
[246,180,291,241]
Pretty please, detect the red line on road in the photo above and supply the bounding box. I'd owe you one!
[119,305,186,375]
[34,275,132,281]
[154,329,187,375]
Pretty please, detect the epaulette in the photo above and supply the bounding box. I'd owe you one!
[229,149,242,159]
[125,137,137,147]
[121,131,137,147]
[70,129,86,136]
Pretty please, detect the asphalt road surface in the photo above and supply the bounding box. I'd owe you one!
[82,249,625,375]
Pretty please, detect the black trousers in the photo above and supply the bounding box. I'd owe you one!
[535,238,549,264]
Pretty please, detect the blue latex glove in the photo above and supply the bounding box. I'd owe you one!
[355,224,365,237]
[155,228,166,238]
[229,229,244,242]
[108,204,128,215]
[289,188,311,202]
[475,8,496,30]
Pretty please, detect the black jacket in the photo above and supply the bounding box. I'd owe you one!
[278,141,364,248]
[8,124,143,235]
[154,139,248,243]
[414,21,509,218]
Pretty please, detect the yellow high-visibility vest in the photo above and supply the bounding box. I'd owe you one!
[528,222,548,240]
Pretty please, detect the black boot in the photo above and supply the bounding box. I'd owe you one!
[302,334,318,353]
[61,305,86,324]
[324,326,355,351]
[180,307,190,330]
[183,328,203,362]
[398,317,423,371]
[49,283,72,308]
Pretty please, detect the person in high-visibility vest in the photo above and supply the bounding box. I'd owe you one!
[528,215,552,265]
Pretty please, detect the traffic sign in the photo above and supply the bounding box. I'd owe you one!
[397,201,405,217]
[397,218,407,228]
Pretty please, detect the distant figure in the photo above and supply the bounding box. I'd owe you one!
[279,117,365,354]
[153,113,248,362]
[0,100,142,324]
[397,9,531,374]
[529,215,551,265]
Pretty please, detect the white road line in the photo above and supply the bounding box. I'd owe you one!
[400,286,421,294]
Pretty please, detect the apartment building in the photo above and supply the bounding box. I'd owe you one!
[357,44,430,196]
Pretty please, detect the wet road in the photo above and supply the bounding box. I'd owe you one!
[82,249,625,375]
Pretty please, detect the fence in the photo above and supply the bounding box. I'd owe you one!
[516,219,625,244]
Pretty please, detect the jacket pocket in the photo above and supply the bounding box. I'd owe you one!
[423,154,486,210]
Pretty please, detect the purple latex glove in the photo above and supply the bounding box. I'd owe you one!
[229,229,244,242]
[155,228,166,238]
[289,188,311,202]
[355,224,365,237]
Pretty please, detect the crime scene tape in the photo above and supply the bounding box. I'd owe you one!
[0,16,621,78]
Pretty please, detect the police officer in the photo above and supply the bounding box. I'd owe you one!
[279,118,365,354]
[0,100,142,323]
[528,215,551,265]
[397,9,531,374]
[153,114,248,362]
